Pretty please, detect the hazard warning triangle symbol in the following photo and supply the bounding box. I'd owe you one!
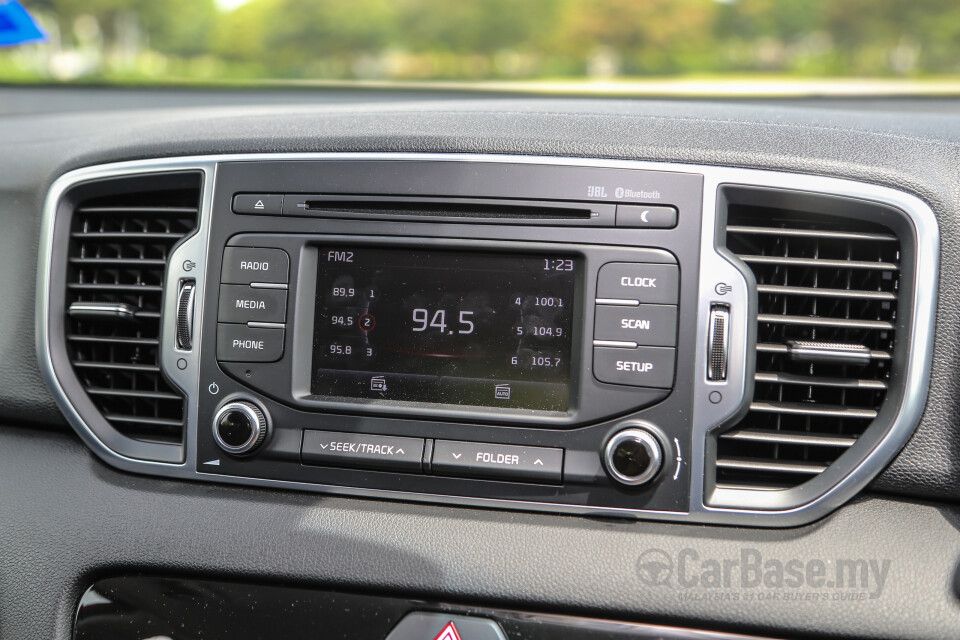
[432,621,463,640]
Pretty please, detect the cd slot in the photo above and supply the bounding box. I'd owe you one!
[282,194,616,226]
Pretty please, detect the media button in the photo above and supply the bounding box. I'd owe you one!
[593,345,675,388]
[218,284,287,324]
[597,263,678,304]
[221,247,289,285]
[432,440,563,483]
[594,304,677,346]
[302,430,425,472]
[216,323,284,362]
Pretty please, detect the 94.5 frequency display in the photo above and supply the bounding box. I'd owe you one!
[311,247,578,412]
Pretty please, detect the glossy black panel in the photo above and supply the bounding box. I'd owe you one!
[75,576,778,640]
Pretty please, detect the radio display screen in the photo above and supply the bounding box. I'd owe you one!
[310,247,578,412]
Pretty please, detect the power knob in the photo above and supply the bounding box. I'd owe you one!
[603,426,664,486]
[212,401,269,455]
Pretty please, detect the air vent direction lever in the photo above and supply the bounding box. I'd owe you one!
[176,279,196,350]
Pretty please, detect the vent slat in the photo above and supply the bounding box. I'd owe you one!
[756,284,897,301]
[755,371,887,390]
[717,205,900,490]
[715,458,828,475]
[72,361,162,373]
[68,335,160,346]
[749,401,878,420]
[71,231,185,240]
[88,387,183,401]
[757,314,894,331]
[67,283,165,293]
[739,255,899,271]
[76,206,198,216]
[725,225,897,242]
[102,414,184,428]
[721,428,857,448]
[756,342,891,360]
[65,179,199,446]
[70,257,168,266]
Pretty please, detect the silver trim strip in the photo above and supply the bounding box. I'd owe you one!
[36,152,940,527]
[249,282,288,290]
[592,340,637,348]
[595,298,639,306]
[247,321,285,329]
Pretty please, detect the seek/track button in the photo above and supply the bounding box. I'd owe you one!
[302,430,425,472]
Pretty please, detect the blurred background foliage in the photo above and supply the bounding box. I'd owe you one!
[3,0,960,84]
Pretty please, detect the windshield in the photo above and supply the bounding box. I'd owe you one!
[1,0,958,95]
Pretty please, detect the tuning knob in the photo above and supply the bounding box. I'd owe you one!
[603,426,664,486]
[212,401,269,455]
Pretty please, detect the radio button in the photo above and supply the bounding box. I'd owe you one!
[232,194,283,215]
[302,430,425,472]
[217,323,284,362]
[594,304,677,346]
[218,284,287,324]
[432,440,563,483]
[597,263,678,304]
[593,346,675,388]
[221,247,289,285]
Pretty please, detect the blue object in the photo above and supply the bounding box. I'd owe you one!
[0,1,46,47]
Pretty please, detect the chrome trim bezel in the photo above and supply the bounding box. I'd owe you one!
[36,152,939,527]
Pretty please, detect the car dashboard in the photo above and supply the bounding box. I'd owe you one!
[1,89,959,639]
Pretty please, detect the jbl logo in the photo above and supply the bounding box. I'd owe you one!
[587,185,608,198]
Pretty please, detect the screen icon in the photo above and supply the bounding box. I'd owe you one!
[370,376,388,392]
[494,383,511,400]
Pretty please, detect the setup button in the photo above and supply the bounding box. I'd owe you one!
[593,346,676,388]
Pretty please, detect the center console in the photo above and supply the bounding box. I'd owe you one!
[40,153,936,525]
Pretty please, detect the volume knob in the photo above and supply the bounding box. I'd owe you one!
[603,426,664,486]
[213,401,269,455]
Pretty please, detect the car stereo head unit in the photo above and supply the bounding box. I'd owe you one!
[193,158,704,517]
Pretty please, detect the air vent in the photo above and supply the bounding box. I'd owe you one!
[64,174,201,446]
[716,204,900,490]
